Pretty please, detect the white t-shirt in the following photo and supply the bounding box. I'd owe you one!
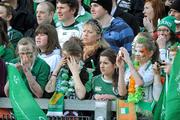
[125,61,154,102]
[56,22,83,47]
[39,49,61,72]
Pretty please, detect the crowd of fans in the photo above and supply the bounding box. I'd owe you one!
[0,0,180,119]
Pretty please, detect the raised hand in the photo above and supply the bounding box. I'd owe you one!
[116,50,125,68]
[156,35,167,49]
[119,47,131,64]
[67,56,80,75]
[143,17,154,32]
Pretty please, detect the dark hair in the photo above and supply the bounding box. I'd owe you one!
[0,17,7,33]
[100,48,118,88]
[56,0,79,17]
[35,23,61,54]
[0,27,9,46]
[62,36,83,57]
[0,2,14,26]
[0,2,13,16]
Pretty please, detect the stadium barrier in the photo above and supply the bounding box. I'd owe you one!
[0,97,116,120]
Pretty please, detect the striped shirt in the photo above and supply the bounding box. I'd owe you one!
[103,17,134,53]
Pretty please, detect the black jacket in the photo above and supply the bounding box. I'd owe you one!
[84,48,105,76]
[11,0,36,34]
[113,7,140,36]
[117,0,144,27]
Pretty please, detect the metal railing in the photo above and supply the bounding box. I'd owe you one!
[0,97,116,120]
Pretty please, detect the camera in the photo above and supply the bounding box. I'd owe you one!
[157,61,166,67]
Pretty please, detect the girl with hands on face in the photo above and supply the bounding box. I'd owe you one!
[142,0,165,34]
[156,16,179,61]
[45,37,90,100]
[46,37,93,117]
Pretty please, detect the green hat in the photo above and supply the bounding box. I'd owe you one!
[158,16,176,33]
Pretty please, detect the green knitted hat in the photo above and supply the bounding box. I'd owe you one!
[158,16,176,33]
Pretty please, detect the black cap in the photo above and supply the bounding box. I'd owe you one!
[91,0,112,14]
[170,0,180,12]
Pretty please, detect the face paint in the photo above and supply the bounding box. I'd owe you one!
[19,48,33,58]
[134,43,151,64]
[142,47,150,57]
[18,45,35,65]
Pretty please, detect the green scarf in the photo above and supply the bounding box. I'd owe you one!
[47,66,70,117]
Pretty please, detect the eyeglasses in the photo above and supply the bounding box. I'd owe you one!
[157,29,170,33]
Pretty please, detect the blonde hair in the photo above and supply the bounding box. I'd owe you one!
[84,19,102,35]
[133,32,159,63]
[83,19,110,49]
